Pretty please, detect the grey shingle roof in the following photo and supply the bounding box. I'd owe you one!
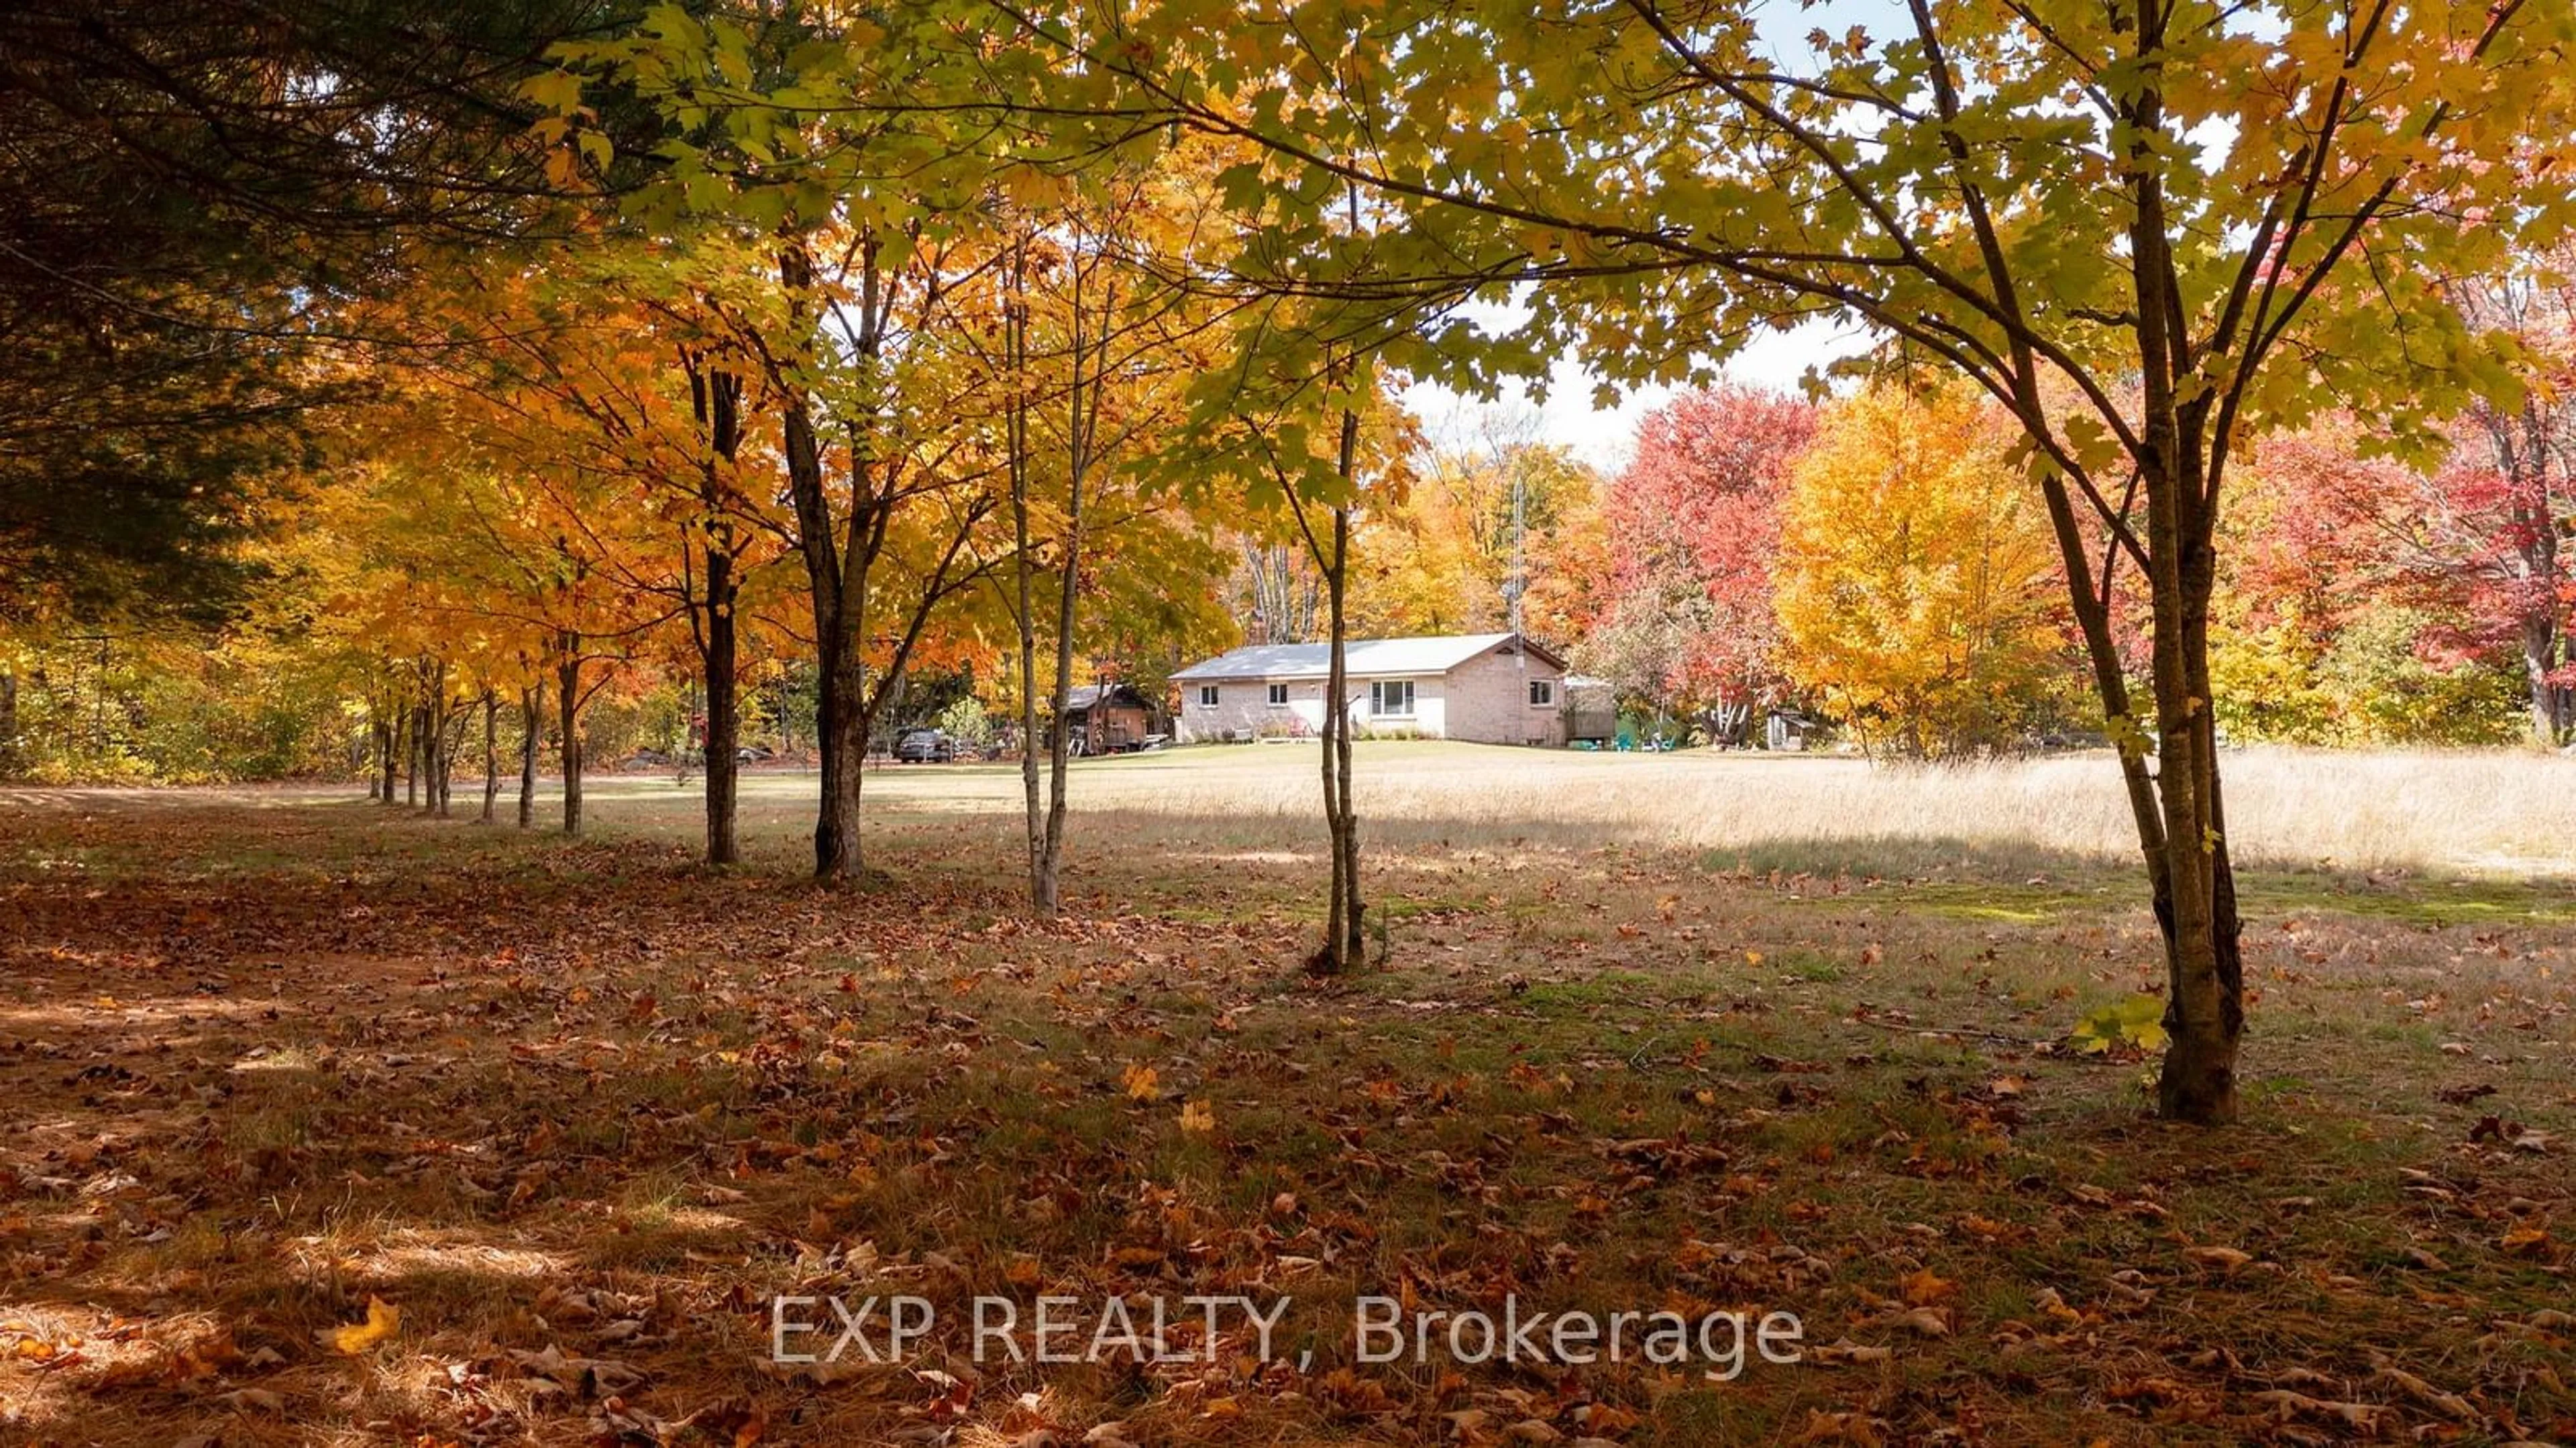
[1062,684,1150,711]
[1171,633,1561,681]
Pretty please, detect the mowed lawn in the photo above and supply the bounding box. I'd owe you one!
[3,743,2573,1447]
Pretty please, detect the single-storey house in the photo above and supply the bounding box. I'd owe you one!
[1171,633,1569,746]
[1057,682,1157,755]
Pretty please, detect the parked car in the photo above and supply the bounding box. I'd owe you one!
[735,743,775,764]
[894,727,955,763]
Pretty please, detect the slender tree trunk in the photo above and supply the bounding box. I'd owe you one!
[2524,615,2561,744]
[1330,500,1363,965]
[773,238,977,882]
[690,356,745,867]
[1008,246,1049,913]
[1035,256,1097,919]
[704,562,740,864]
[1319,584,1346,974]
[479,691,498,824]
[380,709,399,805]
[367,715,386,800]
[403,701,419,809]
[431,665,453,819]
[1292,423,1369,974]
[557,641,584,837]
[779,243,863,882]
[0,670,16,779]
[517,683,541,830]
[1038,493,1083,916]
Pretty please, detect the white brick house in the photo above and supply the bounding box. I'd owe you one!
[1170,633,1569,746]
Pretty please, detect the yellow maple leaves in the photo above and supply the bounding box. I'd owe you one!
[317,1296,400,1355]
[1776,381,2070,760]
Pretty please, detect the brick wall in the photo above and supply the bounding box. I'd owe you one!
[1440,645,1566,745]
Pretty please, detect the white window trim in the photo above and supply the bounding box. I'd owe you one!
[1528,679,1554,707]
[1196,684,1219,707]
[1369,679,1417,718]
[1267,682,1290,706]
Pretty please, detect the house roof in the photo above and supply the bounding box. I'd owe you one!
[1171,633,1566,681]
[1062,683,1150,712]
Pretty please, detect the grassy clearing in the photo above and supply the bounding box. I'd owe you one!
[1,744,2571,1446]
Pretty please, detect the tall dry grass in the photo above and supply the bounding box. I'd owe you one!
[958,743,2576,876]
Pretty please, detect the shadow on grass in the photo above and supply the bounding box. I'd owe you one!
[2,790,2571,1446]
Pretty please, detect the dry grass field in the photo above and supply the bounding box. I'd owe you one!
[3,743,2572,1447]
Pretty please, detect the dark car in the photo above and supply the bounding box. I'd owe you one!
[894,727,955,763]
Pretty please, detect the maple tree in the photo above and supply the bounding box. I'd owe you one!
[541,7,1031,880]
[2211,420,2525,744]
[1012,0,2576,1121]
[979,147,1246,916]
[1348,429,1597,639]
[2432,262,2576,741]
[412,237,796,860]
[1185,289,1421,972]
[1776,382,2074,758]
[1570,386,1815,741]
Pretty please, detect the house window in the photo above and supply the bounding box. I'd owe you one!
[1267,682,1289,705]
[1197,685,1219,707]
[1369,679,1415,717]
[1528,679,1554,707]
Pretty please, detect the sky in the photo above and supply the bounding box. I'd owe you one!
[1401,315,1872,472]
[1397,0,1907,472]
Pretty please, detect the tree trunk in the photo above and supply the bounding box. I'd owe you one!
[1038,505,1082,916]
[431,666,453,819]
[1305,410,1366,976]
[403,701,420,809]
[704,564,740,865]
[690,356,745,867]
[812,636,866,878]
[1008,247,1050,913]
[517,683,541,829]
[1330,500,1363,966]
[380,709,400,804]
[479,691,498,824]
[0,670,15,779]
[779,244,875,884]
[2523,615,2562,745]
[557,642,584,837]
[772,237,981,882]
[1036,258,1095,919]
[2148,465,2243,1124]
[1319,584,1348,974]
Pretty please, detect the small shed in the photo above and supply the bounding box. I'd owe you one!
[1561,675,1617,745]
[1766,707,1823,752]
[1059,682,1157,755]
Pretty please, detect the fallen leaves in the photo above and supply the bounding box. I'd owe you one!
[316,1296,400,1355]
[2180,1245,2255,1274]
[2250,1388,2383,1433]
[5,790,2574,1448]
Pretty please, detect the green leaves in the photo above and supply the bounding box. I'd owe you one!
[2070,994,2170,1056]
